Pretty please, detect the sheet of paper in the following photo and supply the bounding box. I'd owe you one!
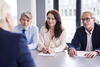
[38,52,55,56]
[77,51,88,57]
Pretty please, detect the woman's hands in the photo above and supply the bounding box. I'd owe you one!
[41,48,55,54]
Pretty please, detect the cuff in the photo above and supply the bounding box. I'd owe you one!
[94,50,100,55]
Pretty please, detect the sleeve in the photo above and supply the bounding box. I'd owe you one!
[28,26,39,49]
[17,35,36,67]
[69,28,80,49]
[37,26,46,51]
[53,29,68,52]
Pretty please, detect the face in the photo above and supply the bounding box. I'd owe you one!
[81,12,95,31]
[47,13,56,28]
[20,15,31,28]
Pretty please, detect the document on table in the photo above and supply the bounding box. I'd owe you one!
[77,51,88,57]
[38,52,55,56]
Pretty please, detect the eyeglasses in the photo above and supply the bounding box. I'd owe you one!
[81,18,92,22]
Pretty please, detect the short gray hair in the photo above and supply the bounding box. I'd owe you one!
[0,0,10,23]
[21,11,32,20]
[82,11,95,18]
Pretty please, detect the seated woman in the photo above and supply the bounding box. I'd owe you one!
[38,10,68,54]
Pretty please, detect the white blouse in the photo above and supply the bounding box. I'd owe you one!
[38,26,68,52]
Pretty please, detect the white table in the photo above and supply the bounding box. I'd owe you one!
[31,50,100,67]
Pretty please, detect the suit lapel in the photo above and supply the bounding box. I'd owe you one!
[81,27,87,50]
[83,30,87,50]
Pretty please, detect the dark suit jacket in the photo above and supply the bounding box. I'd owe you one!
[70,23,100,51]
[0,28,35,67]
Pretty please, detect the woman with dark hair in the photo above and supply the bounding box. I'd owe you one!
[38,10,68,53]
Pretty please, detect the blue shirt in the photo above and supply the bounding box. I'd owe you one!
[13,24,39,50]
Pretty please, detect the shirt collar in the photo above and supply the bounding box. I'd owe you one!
[19,24,30,31]
[85,25,94,34]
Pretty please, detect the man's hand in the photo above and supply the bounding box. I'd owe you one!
[68,48,77,57]
[84,51,99,58]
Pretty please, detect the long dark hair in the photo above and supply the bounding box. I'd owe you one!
[45,10,63,38]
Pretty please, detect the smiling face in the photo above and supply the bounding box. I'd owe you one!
[47,13,56,28]
[81,12,95,32]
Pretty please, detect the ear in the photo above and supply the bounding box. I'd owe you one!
[5,16,9,23]
[5,13,14,31]
[20,18,21,22]
[92,17,96,23]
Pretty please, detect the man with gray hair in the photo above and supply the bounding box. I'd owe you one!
[0,0,35,67]
[14,11,38,50]
[68,11,100,58]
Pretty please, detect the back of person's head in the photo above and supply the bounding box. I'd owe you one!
[0,0,10,24]
[20,11,32,20]
[0,0,14,31]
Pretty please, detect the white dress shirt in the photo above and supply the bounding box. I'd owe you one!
[85,28,94,51]
[13,24,39,50]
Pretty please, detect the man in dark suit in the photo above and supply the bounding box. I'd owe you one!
[68,11,100,58]
[0,0,35,67]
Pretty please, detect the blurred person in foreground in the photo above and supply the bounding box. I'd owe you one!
[68,11,100,58]
[0,0,35,67]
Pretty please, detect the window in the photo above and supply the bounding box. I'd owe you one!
[59,0,76,43]
[82,0,100,24]
[46,0,53,13]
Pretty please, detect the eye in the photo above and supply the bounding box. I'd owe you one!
[47,17,50,20]
[52,18,55,20]
[81,18,91,22]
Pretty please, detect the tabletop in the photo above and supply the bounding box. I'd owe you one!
[30,50,100,67]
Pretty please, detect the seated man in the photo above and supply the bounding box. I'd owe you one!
[14,11,38,50]
[68,11,100,58]
[0,0,35,67]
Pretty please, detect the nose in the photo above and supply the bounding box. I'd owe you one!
[82,19,88,24]
[83,20,87,23]
[23,20,28,23]
[48,19,53,22]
